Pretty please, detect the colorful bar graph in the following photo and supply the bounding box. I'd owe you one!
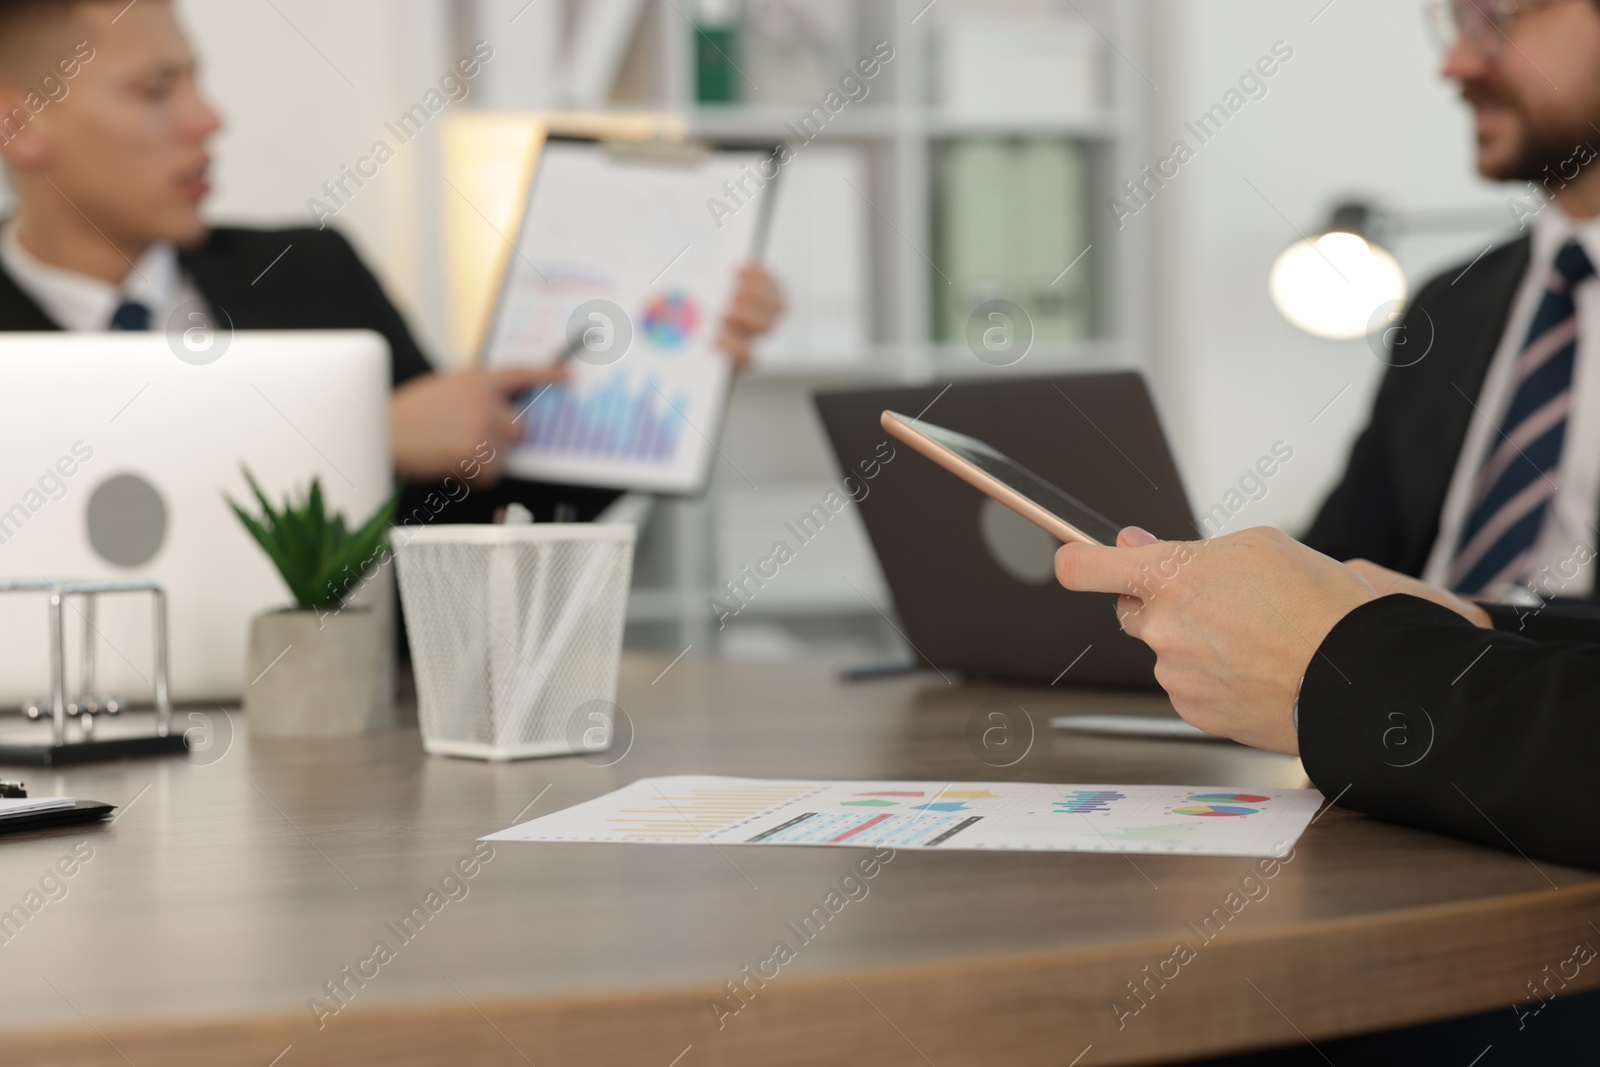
[606,783,816,841]
[1053,790,1127,814]
[829,814,892,843]
[522,374,690,464]
[744,812,976,847]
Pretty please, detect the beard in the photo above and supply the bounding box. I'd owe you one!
[1463,77,1600,181]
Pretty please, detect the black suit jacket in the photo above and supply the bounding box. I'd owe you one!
[0,225,437,386]
[1304,237,1533,574]
[1301,593,1600,871]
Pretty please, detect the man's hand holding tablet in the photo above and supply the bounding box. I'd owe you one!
[881,410,1491,756]
[1055,525,1377,754]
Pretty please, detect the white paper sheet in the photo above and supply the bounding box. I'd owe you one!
[484,775,1323,857]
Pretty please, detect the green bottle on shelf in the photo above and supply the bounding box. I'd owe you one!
[695,0,741,104]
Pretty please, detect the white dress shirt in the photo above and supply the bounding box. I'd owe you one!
[0,220,204,332]
[1421,207,1600,601]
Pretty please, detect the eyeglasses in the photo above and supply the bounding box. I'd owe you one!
[1425,0,1582,57]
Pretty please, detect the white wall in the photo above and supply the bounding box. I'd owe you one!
[1144,0,1510,535]
[179,0,455,363]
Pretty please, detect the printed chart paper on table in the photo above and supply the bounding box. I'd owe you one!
[482,139,773,493]
[484,776,1324,857]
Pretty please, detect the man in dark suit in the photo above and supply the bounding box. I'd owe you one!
[1306,0,1600,611]
[0,0,782,523]
[1058,525,1599,870]
[1057,524,1599,1062]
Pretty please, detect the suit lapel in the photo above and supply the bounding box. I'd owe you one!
[0,257,65,330]
[1433,235,1531,490]
[179,242,255,329]
[1448,235,1530,410]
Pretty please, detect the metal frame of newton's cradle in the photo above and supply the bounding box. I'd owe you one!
[0,579,188,765]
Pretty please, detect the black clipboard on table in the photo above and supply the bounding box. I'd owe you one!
[478,134,783,496]
[0,800,114,835]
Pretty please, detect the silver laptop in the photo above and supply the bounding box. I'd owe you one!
[815,372,1197,688]
[0,331,391,704]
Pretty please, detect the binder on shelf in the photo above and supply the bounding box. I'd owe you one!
[935,139,1091,348]
[938,140,1016,344]
[740,0,856,106]
[935,13,1103,121]
[757,146,873,367]
[1019,140,1091,345]
[557,0,648,108]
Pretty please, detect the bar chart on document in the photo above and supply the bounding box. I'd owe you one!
[486,776,1325,857]
[482,139,773,493]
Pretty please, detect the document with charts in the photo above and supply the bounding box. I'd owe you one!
[482,138,776,494]
[484,776,1324,858]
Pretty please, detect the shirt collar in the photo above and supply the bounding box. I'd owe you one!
[1530,202,1600,276]
[0,220,183,331]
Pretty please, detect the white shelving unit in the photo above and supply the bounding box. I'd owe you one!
[454,0,1152,657]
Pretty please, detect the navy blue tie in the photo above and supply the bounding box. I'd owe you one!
[108,299,151,331]
[1449,239,1594,595]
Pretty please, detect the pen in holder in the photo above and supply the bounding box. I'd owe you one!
[0,579,188,765]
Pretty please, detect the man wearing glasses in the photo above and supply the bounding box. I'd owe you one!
[1062,6,1600,1061]
[1307,0,1600,617]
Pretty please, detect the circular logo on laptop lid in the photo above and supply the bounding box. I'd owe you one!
[86,473,167,567]
[978,497,1057,584]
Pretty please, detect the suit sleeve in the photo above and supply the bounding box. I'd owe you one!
[1298,594,1600,870]
[323,230,437,386]
[1483,599,1600,644]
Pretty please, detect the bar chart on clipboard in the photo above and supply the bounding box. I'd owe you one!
[485,138,777,493]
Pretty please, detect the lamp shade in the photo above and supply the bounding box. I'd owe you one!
[1269,230,1407,340]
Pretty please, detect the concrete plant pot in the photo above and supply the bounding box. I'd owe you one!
[244,606,395,737]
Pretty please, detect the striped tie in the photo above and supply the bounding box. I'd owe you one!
[1449,238,1594,596]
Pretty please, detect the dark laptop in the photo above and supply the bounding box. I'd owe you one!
[814,372,1197,688]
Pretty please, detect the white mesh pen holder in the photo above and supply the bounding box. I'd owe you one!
[395,524,635,761]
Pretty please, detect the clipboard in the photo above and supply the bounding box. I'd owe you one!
[0,800,114,835]
[479,134,783,495]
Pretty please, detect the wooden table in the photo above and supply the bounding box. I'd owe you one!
[1,656,1595,1066]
